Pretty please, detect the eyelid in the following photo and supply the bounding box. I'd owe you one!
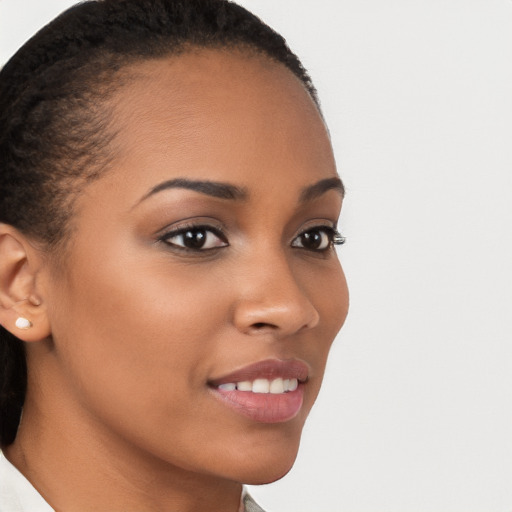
[292,219,338,240]
[155,217,227,238]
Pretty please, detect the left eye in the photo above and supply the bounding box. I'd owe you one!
[291,227,340,251]
[161,227,228,250]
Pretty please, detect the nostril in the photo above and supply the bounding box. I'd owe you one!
[252,322,276,330]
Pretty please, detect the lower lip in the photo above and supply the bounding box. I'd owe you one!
[210,385,305,423]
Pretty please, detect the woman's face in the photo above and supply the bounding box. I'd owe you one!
[40,49,348,484]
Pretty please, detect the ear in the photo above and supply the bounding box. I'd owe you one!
[0,223,51,342]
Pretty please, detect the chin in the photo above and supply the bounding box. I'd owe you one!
[243,463,295,486]
[227,439,300,485]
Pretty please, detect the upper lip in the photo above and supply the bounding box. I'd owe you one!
[208,358,309,386]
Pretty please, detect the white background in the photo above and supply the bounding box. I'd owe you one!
[1,1,512,511]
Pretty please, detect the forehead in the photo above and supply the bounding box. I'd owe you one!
[105,48,336,195]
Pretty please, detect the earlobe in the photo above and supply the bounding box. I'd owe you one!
[0,224,51,342]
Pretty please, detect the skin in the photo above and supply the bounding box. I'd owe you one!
[3,49,349,512]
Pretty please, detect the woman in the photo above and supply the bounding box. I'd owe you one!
[0,0,348,510]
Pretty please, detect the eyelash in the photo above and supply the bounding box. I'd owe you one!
[159,224,346,253]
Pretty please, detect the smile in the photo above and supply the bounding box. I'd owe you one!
[209,359,308,423]
[217,377,299,394]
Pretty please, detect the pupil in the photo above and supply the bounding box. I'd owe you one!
[184,229,206,248]
[302,231,322,249]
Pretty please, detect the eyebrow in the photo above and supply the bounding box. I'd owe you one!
[138,178,248,204]
[137,175,344,206]
[299,177,345,202]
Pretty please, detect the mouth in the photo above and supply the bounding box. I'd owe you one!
[216,377,299,394]
[208,359,308,423]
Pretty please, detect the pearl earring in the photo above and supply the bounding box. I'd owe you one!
[15,317,32,330]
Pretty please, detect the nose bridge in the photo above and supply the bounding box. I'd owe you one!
[232,243,320,336]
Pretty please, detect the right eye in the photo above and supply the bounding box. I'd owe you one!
[160,226,228,251]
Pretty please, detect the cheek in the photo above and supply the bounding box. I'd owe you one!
[305,257,349,335]
[308,260,348,376]
[329,263,349,332]
[46,252,225,423]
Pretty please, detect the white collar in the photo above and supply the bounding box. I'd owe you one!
[0,451,53,511]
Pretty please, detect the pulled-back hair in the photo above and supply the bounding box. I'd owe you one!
[0,0,319,446]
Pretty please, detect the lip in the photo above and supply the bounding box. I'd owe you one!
[208,358,308,423]
[208,358,309,387]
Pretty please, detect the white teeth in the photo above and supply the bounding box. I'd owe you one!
[270,378,284,394]
[217,378,299,394]
[218,383,236,391]
[287,378,298,392]
[252,378,270,393]
[237,381,253,392]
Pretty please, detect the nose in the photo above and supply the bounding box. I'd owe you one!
[232,253,320,337]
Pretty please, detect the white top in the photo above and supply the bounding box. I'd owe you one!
[0,452,264,512]
[0,453,53,512]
